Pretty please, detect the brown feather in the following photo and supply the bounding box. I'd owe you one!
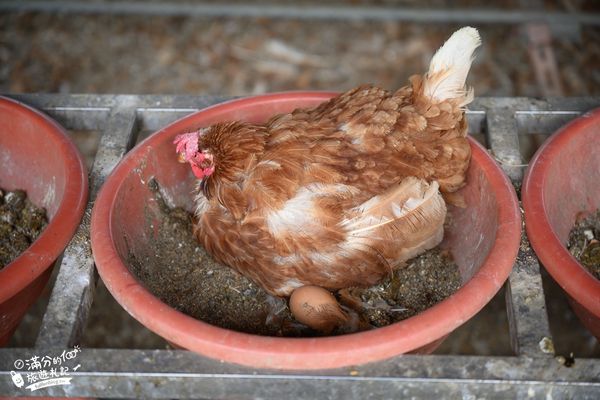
[191,69,472,296]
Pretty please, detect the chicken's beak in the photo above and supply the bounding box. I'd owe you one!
[177,153,186,163]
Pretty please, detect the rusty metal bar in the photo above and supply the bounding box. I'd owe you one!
[35,105,138,348]
[485,108,524,183]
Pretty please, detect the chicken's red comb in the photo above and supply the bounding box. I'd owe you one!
[173,131,200,161]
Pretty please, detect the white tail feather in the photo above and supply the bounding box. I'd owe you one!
[424,26,481,105]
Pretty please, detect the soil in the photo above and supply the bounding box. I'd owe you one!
[0,188,48,268]
[339,248,461,328]
[127,178,462,336]
[568,209,600,280]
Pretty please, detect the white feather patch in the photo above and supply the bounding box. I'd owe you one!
[277,278,304,295]
[266,187,317,236]
[424,26,481,104]
[265,183,357,236]
[257,160,282,169]
[273,254,300,266]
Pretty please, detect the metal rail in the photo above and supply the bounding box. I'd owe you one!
[1,1,599,26]
[1,94,599,399]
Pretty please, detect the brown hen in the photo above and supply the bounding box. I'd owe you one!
[174,28,480,317]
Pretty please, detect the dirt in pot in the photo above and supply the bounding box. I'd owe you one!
[0,188,48,268]
[127,179,462,337]
[568,209,600,280]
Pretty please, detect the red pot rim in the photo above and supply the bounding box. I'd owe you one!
[91,92,521,369]
[522,107,600,317]
[0,96,89,302]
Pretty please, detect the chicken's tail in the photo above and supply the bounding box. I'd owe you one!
[422,26,481,106]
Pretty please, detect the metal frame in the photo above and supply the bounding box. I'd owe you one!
[1,1,600,27]
[1,94,599,399]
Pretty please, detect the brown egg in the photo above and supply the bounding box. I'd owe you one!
[289,286,348,334]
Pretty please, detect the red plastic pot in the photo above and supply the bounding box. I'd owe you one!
[91,92,521,370]
[0,97,88,346]
[523,108,600,339]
